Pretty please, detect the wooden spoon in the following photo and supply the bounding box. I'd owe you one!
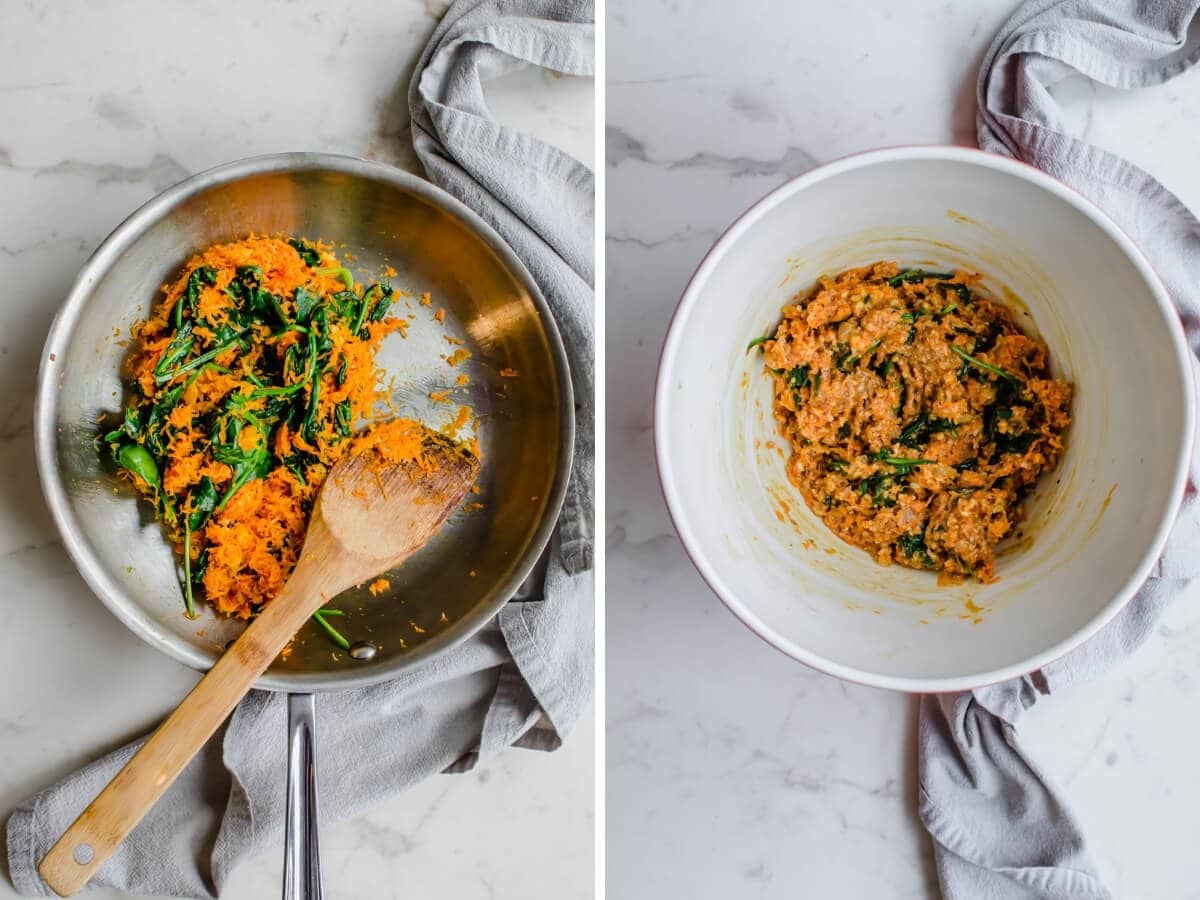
[38,425,479,896]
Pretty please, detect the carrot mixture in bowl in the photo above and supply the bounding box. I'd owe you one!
[754,262,1072,583]
[101,236,458,621]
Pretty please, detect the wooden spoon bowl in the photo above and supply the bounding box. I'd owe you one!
[38,424,478,896]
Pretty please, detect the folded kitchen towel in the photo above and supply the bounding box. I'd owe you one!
[920,1,1200,898]
[5,1,595,896]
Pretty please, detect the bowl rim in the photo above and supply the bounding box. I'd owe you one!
[34,151,575,692]
[654,144,1196,693]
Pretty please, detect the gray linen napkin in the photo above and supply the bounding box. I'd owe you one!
[5,1,595,896]
[919,2,1200,898]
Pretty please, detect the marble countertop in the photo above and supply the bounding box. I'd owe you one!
[606,1,1200,898]
[0,3,592,899]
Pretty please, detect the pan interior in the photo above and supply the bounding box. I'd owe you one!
[44,160,567,689]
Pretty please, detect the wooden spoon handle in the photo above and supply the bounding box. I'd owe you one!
[37,568,327,897]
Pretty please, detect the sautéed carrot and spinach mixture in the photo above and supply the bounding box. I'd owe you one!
[102,236,462,636]
[755,262,1071,583]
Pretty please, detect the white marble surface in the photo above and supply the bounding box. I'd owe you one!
[0,3,593,899]
[607,2,1200,898]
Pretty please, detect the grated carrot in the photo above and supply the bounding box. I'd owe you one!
[108,236,463,619]
[443,405,473,438]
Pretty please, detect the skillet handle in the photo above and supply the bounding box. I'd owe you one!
[283,692,323,900]
[37,569,333,897]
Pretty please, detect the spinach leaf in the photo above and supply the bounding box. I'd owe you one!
[210,403,261,465]
[175,266,217,328]
[334,400,352,437]
[281,450,313,486]
[784,365,809,407]
[785,365,809,390]
[897,414,929,448]
[225,265,288,327]
[213,322,241,345]
[153,321,195,381]
[994,430,1036,456]
[182,519,197,619]
[302,375,322,442]
[897,531,935,567]
[293,287,320,325]
[972,320,1005,353]
[217,452,272,510]
[211,400,272,509]
[351,283,394,336]
[191,546,208,585]
[310,305,333,354]
[951,345,1020,386]
[869,450,934,476]
[288,238,322,267]
[746,335,771,353]
[898,414,958,449]
[263,291,288,326]
[330,290,360,324]
[158,335,243,383]
[144,382,185,455]
[223,265,261,303]
[365,284,394,323]
[283,341,300,377]
[150,365,221,445]
[251,331,318,399]
[103,406,143,444]
[858,472,896,507]
[888,269,955,287]
[187,476,219,530]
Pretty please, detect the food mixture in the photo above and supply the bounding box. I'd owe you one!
[102,236,464,622]
[756,262,1071,583]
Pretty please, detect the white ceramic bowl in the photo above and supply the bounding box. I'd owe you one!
[656,146,1195,692]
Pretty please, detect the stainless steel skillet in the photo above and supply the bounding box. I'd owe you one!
[34,153,573,897]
